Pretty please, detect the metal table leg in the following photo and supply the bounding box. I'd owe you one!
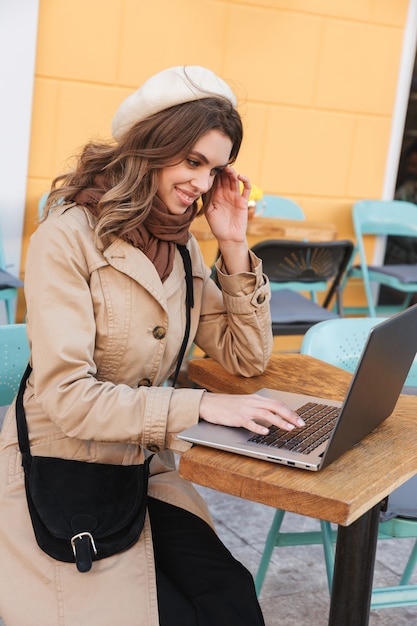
[328,502,381,626]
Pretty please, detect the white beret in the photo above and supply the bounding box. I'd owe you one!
[111,65,237,141]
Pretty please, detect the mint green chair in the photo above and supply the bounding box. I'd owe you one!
[347,200,417,317]
[38,191,49,219]
[257,195,305,220]
[300,316,417,388]
[255,316,417,609]
[38,191,63,220]
[0,324,30,407]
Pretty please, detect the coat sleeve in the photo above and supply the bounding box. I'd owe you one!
[192,244,273,377]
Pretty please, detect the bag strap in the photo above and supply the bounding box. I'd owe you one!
[170,243,194,387]
[16,243,194,453]
[16,363,32,456]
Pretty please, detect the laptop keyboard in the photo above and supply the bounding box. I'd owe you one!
[248,402,340,455]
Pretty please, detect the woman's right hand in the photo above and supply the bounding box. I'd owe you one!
[199,392,305,436]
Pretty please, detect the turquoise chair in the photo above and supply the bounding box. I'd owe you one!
[38,191,63,220]
[0,323,30,434]
[38,191,49,219]
[0,223,23,324]
[0,324,30,407]
[257,194,305,220]
[255,316,417,609]
[347,200,417,317]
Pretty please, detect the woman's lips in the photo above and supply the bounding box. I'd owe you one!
[176,187,198,206]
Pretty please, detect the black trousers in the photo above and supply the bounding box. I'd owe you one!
[148,497,265,626]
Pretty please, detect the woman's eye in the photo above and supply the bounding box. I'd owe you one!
[187,159,200,168]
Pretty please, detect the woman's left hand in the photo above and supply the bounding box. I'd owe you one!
[199,392,305,435]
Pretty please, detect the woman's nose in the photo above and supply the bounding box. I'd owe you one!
[191,170,212,193]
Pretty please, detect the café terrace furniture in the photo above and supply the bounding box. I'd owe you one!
[190,214,337,246]
[346,199,417,316]
[0,323,29,429]
[179,354,417,626]
[255,194,306,220]
[255,317,417,610]
[190,213,338,275]
[250,239,354,336]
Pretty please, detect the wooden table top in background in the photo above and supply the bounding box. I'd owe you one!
[179,355,417,526]
[190,215,338,243]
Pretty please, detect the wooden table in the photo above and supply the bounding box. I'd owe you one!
[190,215,338,269]
[190,214,338,243]
[179,354,417,626]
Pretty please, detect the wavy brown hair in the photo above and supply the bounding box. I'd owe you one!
[44,97,243,241]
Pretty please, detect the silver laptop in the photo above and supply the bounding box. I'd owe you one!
[178,304,417,471]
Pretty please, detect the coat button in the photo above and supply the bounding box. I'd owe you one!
[153,326,166,340]
[138,378,152,387]
[257,293,266,304]
[148,443,160,452]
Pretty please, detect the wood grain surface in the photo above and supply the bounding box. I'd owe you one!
[190,215,338,243]
[179,355,417,526]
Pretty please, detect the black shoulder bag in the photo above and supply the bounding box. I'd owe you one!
[16,244,193,573]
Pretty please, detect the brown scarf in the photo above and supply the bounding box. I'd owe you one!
[75,176,198,282]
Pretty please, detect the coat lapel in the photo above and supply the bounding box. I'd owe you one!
[103,238,167,307]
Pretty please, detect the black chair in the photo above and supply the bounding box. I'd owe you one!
[251,239,354,335]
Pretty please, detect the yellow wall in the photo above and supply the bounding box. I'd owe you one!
[23,0,409,326]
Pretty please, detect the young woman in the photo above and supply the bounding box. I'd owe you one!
[0,66,302,625]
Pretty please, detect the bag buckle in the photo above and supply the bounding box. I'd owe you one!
[71,532,98,573]
[71,531,97,556]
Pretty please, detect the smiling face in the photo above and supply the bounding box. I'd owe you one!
[157,129,233,214]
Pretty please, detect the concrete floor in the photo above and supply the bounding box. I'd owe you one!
[196,484,417,626]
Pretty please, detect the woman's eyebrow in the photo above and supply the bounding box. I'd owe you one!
[189,151,228,169]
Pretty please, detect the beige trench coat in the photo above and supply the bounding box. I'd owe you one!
[0,205,273,626]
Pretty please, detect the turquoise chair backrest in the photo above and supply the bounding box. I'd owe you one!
[353,199,417,238]
[257,195,305,220]
[38,192,49,219]
[301,316,417,387]
[0,324,30,405]
[38,192,64,220]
